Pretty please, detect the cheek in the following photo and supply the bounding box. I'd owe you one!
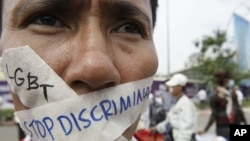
[0,31,20,53]
[115,44,158,82]
[37,46,72,76]
[0,31,44,54]
[0,31,71,76]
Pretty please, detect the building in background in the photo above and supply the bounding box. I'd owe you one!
[234,4,250,71]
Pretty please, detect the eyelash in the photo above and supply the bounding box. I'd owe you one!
[24,13,66,28]
[113,21,145,37]
[23,13,146,37]
[33,15,61,26]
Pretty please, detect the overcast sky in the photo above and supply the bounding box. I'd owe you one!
[153,0,249,75]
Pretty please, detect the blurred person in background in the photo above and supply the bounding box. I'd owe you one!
[148,83,174,127]
[149,90,166,127]
[151,73,197,141]
[230,87,247,125]
[232,85,244,106]
[199,70,233,141]
[156,84,175,112]
[196,87,207,109]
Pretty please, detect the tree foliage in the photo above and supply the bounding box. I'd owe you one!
[190,29,250,85]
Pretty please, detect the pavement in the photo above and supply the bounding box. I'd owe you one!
[0,124,18,141]
[197,106,250,115]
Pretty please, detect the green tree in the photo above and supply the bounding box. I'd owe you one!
[190,29,249,85]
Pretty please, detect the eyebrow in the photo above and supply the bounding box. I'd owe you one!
[11,0,151,28]
[11,0,90,26]
[13,0,75,14]
[101,1,152,26]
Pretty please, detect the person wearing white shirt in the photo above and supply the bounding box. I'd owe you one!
[232,85,244,106]
[196,89,207,109]
[151,73,197,141]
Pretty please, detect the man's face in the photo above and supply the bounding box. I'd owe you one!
[169,85,182,97]
[0,0,158,139]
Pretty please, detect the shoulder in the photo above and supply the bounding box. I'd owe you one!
[178,95,194,106]
[181,95,191,102]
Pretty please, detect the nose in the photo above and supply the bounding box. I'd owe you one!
[63,26,120,94]
[64,51,120,94]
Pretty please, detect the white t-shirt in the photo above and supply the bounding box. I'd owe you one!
[235,90,244,105]
[197,89,207,101]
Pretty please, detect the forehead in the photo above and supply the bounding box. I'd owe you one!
[2,0,152,20]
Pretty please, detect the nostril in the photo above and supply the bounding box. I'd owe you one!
[70,80,90,95]
[95,81,117,91]
[104,82,116,88]
[70,80,117,95]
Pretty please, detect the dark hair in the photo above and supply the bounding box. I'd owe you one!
[0,0,158,35]
[213,70,233,86]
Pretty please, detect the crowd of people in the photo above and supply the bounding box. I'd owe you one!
[135,70,248,141]
[198,70,247,141]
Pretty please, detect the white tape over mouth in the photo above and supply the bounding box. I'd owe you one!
[1,46,77,108]
[1,46,153,141]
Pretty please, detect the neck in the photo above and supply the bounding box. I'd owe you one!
[174,92,182,99]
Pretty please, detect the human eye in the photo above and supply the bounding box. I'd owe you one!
[22,13,70,34]
[29,14,64,27]
[116,22,141,34]
[113,22,145,37]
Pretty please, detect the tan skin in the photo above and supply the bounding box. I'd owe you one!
[0,0,158,140]
[169,85,183,99]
